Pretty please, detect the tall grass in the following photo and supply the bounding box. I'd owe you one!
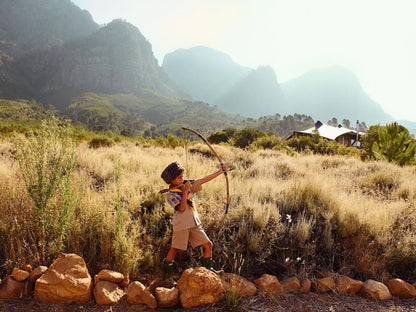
[0,134,415,282]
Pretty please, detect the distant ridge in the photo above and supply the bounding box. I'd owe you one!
[162,46,251,104]
[215,65,283,118]
[163,46,392,125]
[280,66,392,125]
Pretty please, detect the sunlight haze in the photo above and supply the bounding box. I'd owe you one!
[71,0,416,122]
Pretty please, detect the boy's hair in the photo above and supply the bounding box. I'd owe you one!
[161,161,184,184]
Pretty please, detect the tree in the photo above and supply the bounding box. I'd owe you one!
[327,117,338,127]
[359,121,368,132]
[342,119,351,129]
[372,122,416,166]
[361,125,381,159]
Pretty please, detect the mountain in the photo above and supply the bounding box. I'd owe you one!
[215,65,283,118]
[161,46,393,125]
[0,0,99,99]
[0,0,189,111]
[162,46,251,104]
[280,66,392,125]
[0,0,98,57]
[38,19,189,108]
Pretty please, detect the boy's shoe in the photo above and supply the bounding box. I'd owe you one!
[199,257,223,275]
[162,258,174,280]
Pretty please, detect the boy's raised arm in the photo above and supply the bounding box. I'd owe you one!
[198,164,227,185]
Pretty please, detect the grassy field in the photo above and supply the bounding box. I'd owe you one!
[0,131,415,283]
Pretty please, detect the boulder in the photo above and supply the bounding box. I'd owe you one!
[94,269,125,284]
[281,277,301,293]
[253,274,281,294]
[336,276,363,294]
[361,279,392,300]
[301,278,312,293]
[127,281,157,309]
[93,280,125,305]
[177,267,224,308]
[11,268,29,282]
[34,253,93,303]
[120,274,130,287]
[221,273,257,297]
[29,266,48,283]
[387,279,416,298]
[313,277,335,293]
[0,276,30,300]
[155,286,179,308]
[21,264,33,272]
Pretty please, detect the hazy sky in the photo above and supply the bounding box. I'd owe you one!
[71,0,416,122]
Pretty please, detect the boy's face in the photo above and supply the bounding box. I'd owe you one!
[171,172,184,186]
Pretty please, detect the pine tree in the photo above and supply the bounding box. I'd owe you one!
[372,122,416,166]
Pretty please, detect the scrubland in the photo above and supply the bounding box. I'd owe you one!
[1,131,415,283]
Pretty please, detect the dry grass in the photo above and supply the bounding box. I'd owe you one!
[1,138,415,281]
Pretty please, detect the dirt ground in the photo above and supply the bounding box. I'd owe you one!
[2,293,416,312]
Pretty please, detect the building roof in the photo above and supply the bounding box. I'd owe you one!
[296,124,357,141]
[289,121,363,141]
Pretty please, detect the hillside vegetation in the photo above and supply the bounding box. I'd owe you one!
[0,120,415,284]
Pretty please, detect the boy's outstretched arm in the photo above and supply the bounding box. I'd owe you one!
[198,164,227,185]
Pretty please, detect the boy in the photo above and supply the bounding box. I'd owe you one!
[161,160,226,279]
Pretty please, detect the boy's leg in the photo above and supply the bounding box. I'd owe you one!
[163,247,177,280]
[188,226,219,273]
[202,241,213,258]
[166,247,178,262]
[163,230,189,280]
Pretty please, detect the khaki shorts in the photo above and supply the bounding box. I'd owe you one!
[171,225,211,250]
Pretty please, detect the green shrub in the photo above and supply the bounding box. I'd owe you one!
[12,116,80,262]
[88,135,114,148]
[230,128,265,148]
[372,122,416,166]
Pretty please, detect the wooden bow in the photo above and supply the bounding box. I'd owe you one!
[182,127,230,221]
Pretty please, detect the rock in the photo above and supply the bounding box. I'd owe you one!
[11,268,29,282]
[127,281,157,309]
[93,280,125,305]
[177,267,224,308]
[0,276,30,300]
[34,253,93,303]
[301,278,312,293]
[361,279,392,300]
[221,273,257,297]
[387,279,416,298]
[155,287,179,308]
[21,264,33,272]
[313,277,335,293]
[336,276,363,294]
[281,277,301,293]
[29,266,48,283]
[94,269,125,284]
[253,274,281,294]
[120,274,130,287]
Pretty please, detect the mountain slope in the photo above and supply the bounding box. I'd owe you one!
[215,65,283,118]
[37,19,189,107]
[280,66,391,125]
[0,0,98,57]
[0,0,190,110]
[162,46,251,104]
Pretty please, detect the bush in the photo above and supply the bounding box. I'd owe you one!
[385,207,416,279]
[372,122,416,166]
[12,116,81,263]
[230,128,265,148]
[89,135,114,148]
